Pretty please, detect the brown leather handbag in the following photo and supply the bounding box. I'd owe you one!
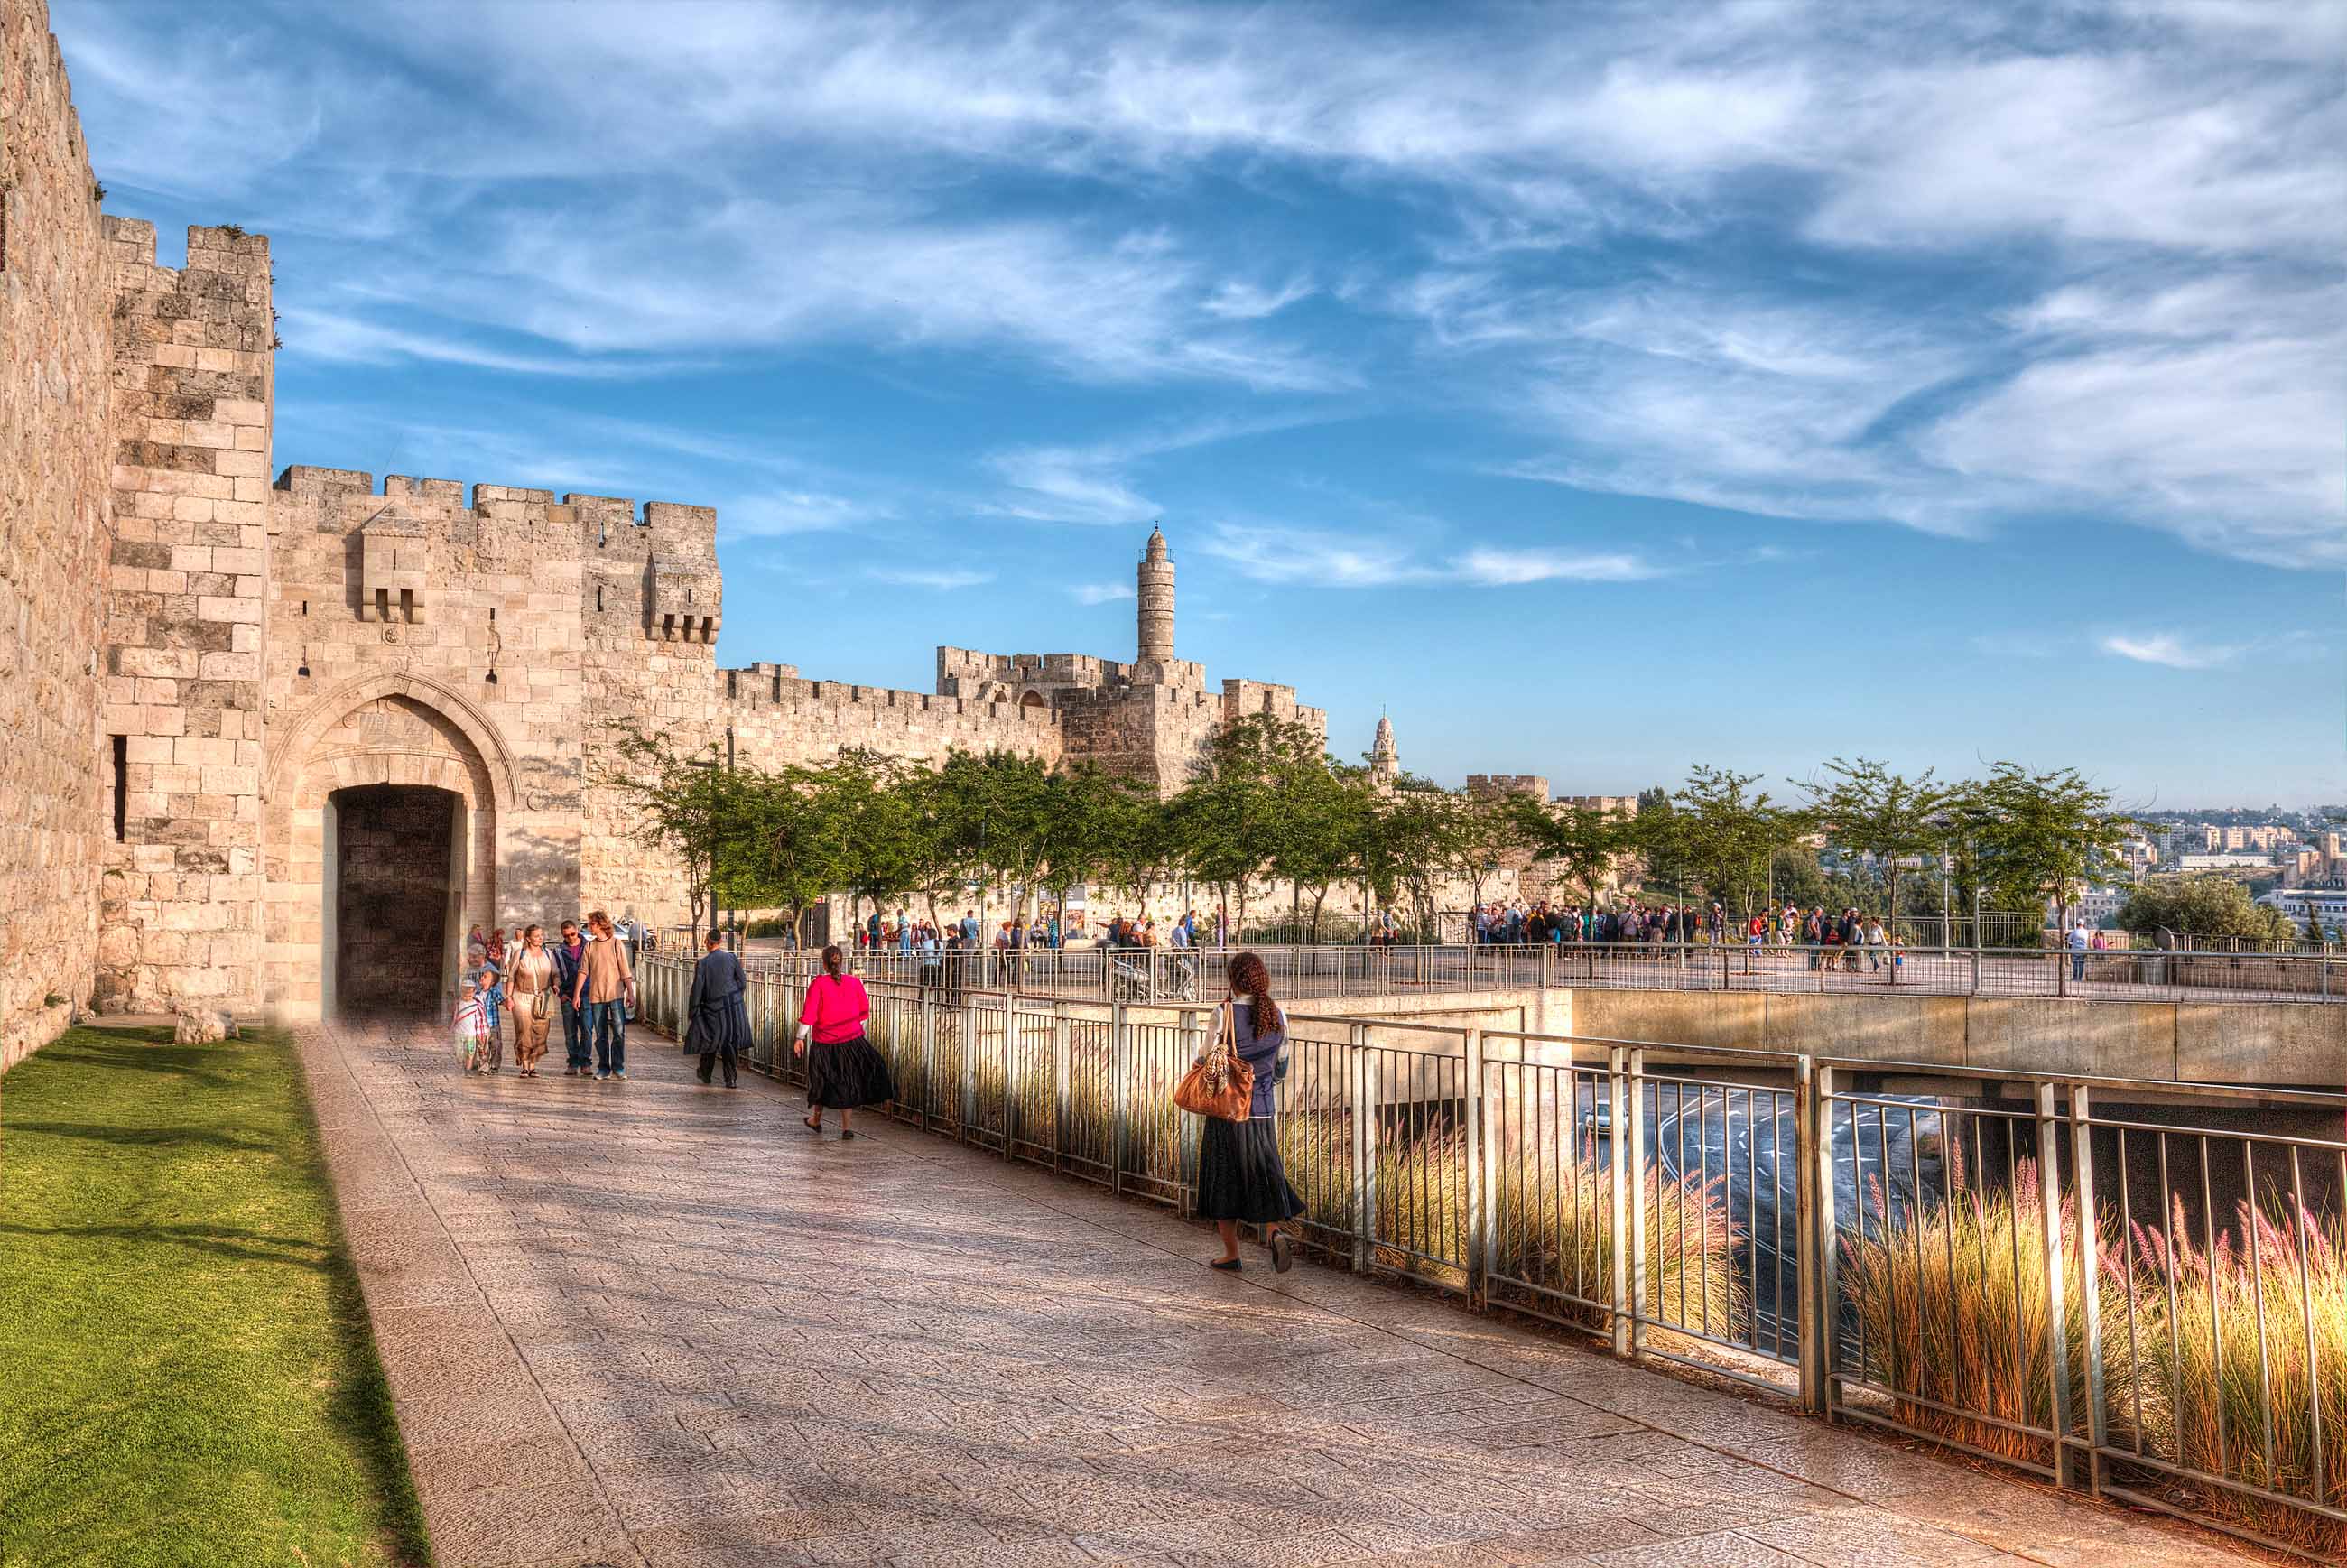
[1173,1003,1253,1122]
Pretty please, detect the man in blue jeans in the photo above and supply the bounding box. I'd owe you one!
[2068,921,2092,982]
[551,919,589,1074]
[571,909,637,1081]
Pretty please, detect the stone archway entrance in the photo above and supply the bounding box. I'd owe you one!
[266,682,510,1024]
[329,784,462,1016]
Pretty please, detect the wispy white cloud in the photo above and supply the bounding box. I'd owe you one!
[1201,524,1430,588]
[50,0,2345,575]
[2100,633,2244,670]
[724,489,882,537]
[1202,277,1313,320]
[278,307,697,378]
[984,411,1344,524]
[1453,547,1663,585]
[1069,582,1136,604]
[868,566,994,591]
[1201,522,1667,590]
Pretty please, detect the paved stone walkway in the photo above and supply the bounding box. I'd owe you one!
[301,1021,2259,1568]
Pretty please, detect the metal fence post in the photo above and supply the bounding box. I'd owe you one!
[1795,1054,1823,1414]
[1812,1062,1841,1419]
[2068,1082,2107,1497]
[1004,997,1023,1155]
[1109,997,1129,1198]
[1609,1044,1631,1357]
[1053,1001,1071,1174]
[1539,941,1553,992]
[1350,1021,1375,1274]
[960,988,979,1140]
[1177,1007,1204,1216]
[919,990,936,1127]
[1464,1025,1489,1307]
[1626,1045,1648,1356]
[2036,1078,2079,1489]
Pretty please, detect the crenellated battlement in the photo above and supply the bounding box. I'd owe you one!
[718,670,1054,727]
[1467,774,1552,801]
[270,471,720,553]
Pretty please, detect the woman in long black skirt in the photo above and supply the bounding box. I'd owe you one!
[793,943,894,1139]
[1197,951,1303,1273]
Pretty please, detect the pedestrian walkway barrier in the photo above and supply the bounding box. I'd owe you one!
[737,939,2346,1006]
[640,953,2347,1559]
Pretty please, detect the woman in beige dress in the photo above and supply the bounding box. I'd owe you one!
[506,924,559,1078]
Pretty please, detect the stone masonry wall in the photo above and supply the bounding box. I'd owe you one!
[93,218,274,1015]
[258,471,589,1019]
[0,0,111,1070]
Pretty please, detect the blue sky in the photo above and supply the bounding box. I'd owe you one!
[53,0,2345,805]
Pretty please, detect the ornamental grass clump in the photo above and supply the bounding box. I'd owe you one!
[1836,1157,2091,1471]
[1276,1117,1746,1349]
[1488,1141,1745,1350]
[2103,1196,2347,1558]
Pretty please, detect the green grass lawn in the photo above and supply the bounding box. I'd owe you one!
[0,1025,430,1567]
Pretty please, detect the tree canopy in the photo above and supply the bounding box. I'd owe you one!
[2114,876,2299,945]
[603,722,2153,942]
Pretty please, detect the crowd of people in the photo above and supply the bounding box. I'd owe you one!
[846,905,1242,952]
[1469,899,1918,972]
[447,915,897,1137]
[452,912,646,1080]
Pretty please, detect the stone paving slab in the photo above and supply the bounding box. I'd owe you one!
[300,1020,2261,1568]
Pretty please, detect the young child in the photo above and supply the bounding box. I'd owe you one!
[455,964,501,1072]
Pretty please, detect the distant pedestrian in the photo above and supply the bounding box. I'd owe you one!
[507,924,558,1077]
[1861,915,1888,972]
[685,930,749,1088]
[1197,951,1303,1274]
[794,943,894,1138]
[2068,921,2092,982]
[572,909,636,1081]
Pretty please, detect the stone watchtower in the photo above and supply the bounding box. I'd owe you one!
[1136,524,1174,671]
[1370,712,1399,789]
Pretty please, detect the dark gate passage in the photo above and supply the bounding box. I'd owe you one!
[335,784,455,1016]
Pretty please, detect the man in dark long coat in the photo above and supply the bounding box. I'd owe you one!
[684,930,751,1088]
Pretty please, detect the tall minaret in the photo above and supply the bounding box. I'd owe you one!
[1136,524,1174,668]
[1370,711,1399,789]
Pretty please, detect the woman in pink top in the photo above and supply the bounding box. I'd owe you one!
[793,944,895,1139]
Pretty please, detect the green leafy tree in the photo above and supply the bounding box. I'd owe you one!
[1440,790,1527,916]
[1368,786,1454,939]
[1507,798,1632,913]
[1655,765,1804,917]
[931,749,1058,938]
[1089,772,1178,927]
[1273,758,1377,942]
[1961,763,2132,933]
[1170,714,1320,935]
[738,759,859,947]
[1796,756,1955,923]
[597,724,775,942]
[2114,876,2298,947]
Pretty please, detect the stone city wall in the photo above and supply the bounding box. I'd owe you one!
[94,217,274,1016]
[0,0,111,1069]
[258,471,589,1020]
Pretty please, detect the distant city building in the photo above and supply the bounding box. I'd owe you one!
[2054,888,2129,927]
[2174,852,2279,884]
[2259,889,2347,933]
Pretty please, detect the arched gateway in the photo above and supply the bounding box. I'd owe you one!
[264,674,517,1022]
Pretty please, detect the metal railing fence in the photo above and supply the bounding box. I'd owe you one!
[637,953,2347,1559]
[738,938,2347,1005]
